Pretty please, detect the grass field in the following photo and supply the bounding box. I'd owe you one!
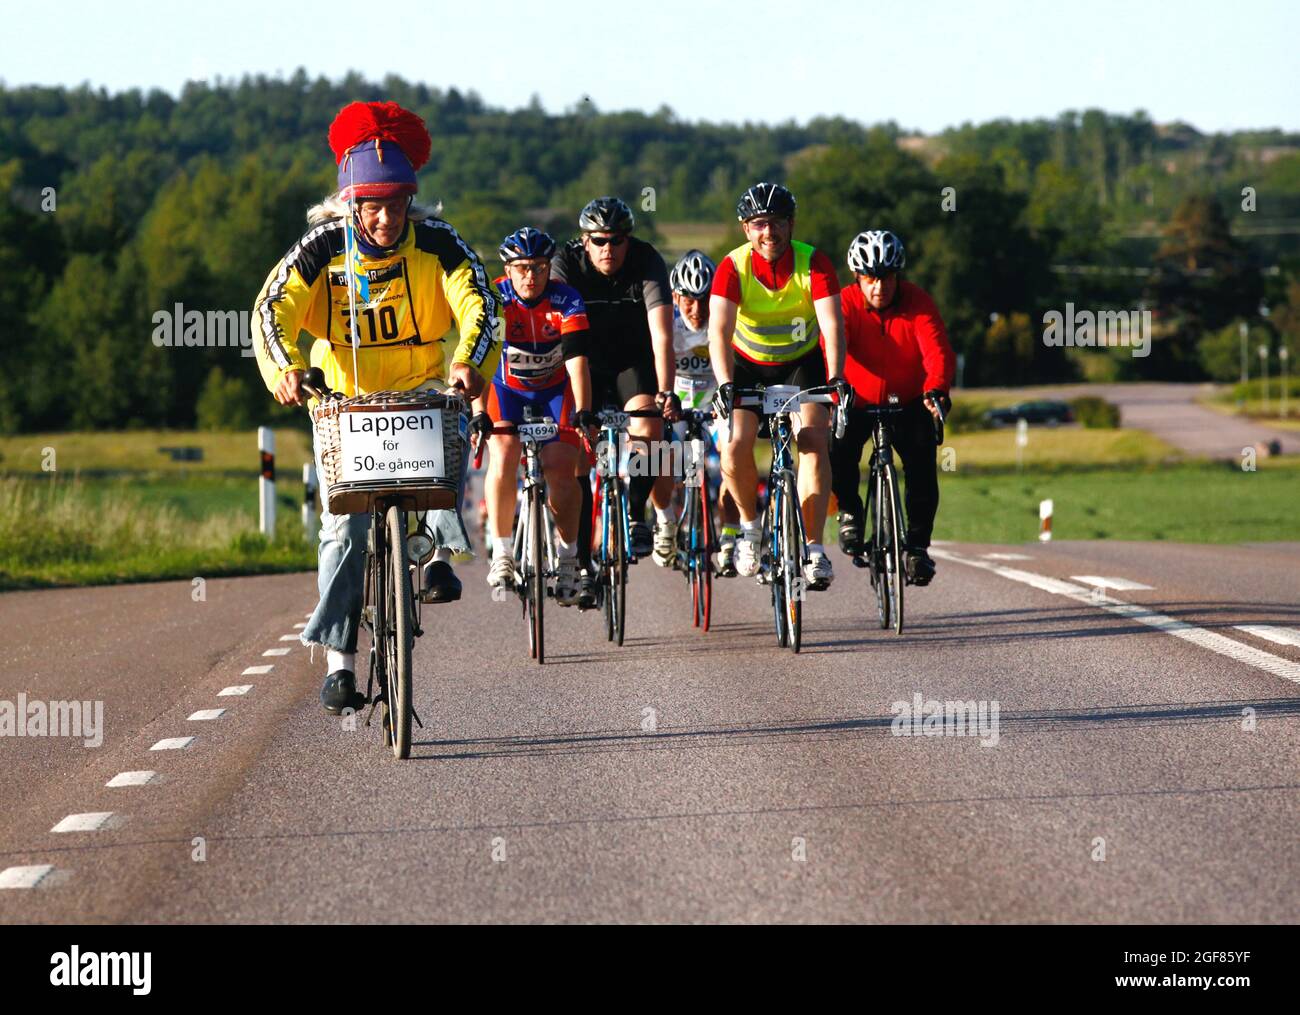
[1,426,1295,590]
[657,221,733,259]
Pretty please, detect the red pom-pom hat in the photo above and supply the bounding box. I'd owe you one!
[328,101,433,200]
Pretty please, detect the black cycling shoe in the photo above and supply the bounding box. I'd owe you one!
[837,512,864,557]
[420,560,462,603]
[320,669,366,715]
[576,566,598,610]
[905,548,936,586]
[629,521,652,559]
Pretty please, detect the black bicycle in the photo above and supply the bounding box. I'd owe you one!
[675,407,719,631]
[851,393,947,635]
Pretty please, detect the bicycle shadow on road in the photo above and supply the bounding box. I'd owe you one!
[408,697,1300,761]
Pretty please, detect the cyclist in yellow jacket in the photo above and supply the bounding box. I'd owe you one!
[252,101,501,714]
[709,182,850,591]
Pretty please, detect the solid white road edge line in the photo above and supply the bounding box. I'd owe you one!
[932,548,1300,685]
[1071,575,1155,591]
[1234,625,1300,648]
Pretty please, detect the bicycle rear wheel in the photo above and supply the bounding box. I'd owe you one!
[780,474,803,654]
[526,486,545,664]
[384,505,413,759]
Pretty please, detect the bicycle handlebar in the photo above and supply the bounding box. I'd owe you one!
[472,420,594,469]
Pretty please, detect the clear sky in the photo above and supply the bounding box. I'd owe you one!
[4,0,1297,133]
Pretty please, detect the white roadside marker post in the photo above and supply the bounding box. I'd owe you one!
[1016,417,1028,471]
[259,427,275,540]
[1039,498,1053,542]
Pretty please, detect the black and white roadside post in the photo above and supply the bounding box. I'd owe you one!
[302,462,318,537]
[259,427,276,539]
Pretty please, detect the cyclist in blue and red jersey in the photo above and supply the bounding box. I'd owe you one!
[472,227,596,606]
[831,229,955,586]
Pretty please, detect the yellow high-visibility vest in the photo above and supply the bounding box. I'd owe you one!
[729,240,820,364]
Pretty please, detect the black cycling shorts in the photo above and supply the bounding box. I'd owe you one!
[731,348,828,414]
[590,357,658,410]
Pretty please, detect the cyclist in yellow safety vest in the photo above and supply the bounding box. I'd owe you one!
[708,182,850,590]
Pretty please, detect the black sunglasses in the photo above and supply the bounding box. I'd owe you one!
[586,234,628,247]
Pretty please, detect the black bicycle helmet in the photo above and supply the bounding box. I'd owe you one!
[578,196,635,233]
[736,182,796,222]
[499,226,556,262]
[669,249,717,299]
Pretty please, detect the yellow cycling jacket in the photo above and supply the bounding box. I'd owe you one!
[252,215,501,397]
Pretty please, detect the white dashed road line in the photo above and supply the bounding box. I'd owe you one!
[1235,626,1300,648]
[219,685,253,696]
[51,812,116,833]
[187,709,226,721]
[150,736,196,751]
[0,865,55,889]
[243,665,273,675]
[262,648,290,657]
[293,622,307,629]
[932,548,1300,685]
[1071,575,1155,591]
[106,771,158,787]
[279,634,299,641]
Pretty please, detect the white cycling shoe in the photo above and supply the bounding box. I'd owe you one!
[735,532,762,577]
[803,552,834,591]
[652,519,678,568]
[487,555,518,590]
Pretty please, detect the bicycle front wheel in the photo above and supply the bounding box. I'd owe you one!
[886,464,906,635]
[385,505,413,759]
[613,484,628,647]
[780,474,803,654]
[768,489,788,649]
[527,486,545,664]
[868,469,890,630]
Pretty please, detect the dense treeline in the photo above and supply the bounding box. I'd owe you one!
[1,71,1298,432]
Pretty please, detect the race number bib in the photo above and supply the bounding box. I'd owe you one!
[505,343,564,384]
[328,259,422,347]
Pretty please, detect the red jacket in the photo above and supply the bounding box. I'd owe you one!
[840,280,954,404]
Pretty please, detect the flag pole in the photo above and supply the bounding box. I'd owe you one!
[344,155,363,396]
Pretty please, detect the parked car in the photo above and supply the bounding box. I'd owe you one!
[983,400,1074,427]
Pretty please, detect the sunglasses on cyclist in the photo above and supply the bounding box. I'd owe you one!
[508,262,550,275]
[586,234,628,247]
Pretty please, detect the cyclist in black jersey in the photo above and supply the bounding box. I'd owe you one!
[551,197,679,604]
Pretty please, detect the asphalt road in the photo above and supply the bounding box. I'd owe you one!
[977,381,1299,458]
[1,541,1298,923]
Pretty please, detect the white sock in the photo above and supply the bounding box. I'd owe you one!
[556,537,578,559]
[654,506,673,524]
[326,649,355,673]
[740,519,760,537]
[432,546,453,564]
[492,537,511,559]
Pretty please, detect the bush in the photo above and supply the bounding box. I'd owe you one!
[944,399,991,434]
[1069,395,1120,428]
[196,367,257,431]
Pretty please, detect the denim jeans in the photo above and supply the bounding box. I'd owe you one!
[300,390,472,654]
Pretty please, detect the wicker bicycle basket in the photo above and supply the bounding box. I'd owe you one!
[311,389,466,514]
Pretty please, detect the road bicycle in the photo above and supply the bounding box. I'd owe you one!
[731,384,844,654]
[473,416,591,665]
[674,407,720,631]
[590,407,664,646]
[851,393,948,635]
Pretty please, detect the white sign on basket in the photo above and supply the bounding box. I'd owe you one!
[338,408,446,483]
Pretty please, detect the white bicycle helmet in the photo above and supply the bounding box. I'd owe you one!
[670,249,716,298]
[847,229,906,276]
